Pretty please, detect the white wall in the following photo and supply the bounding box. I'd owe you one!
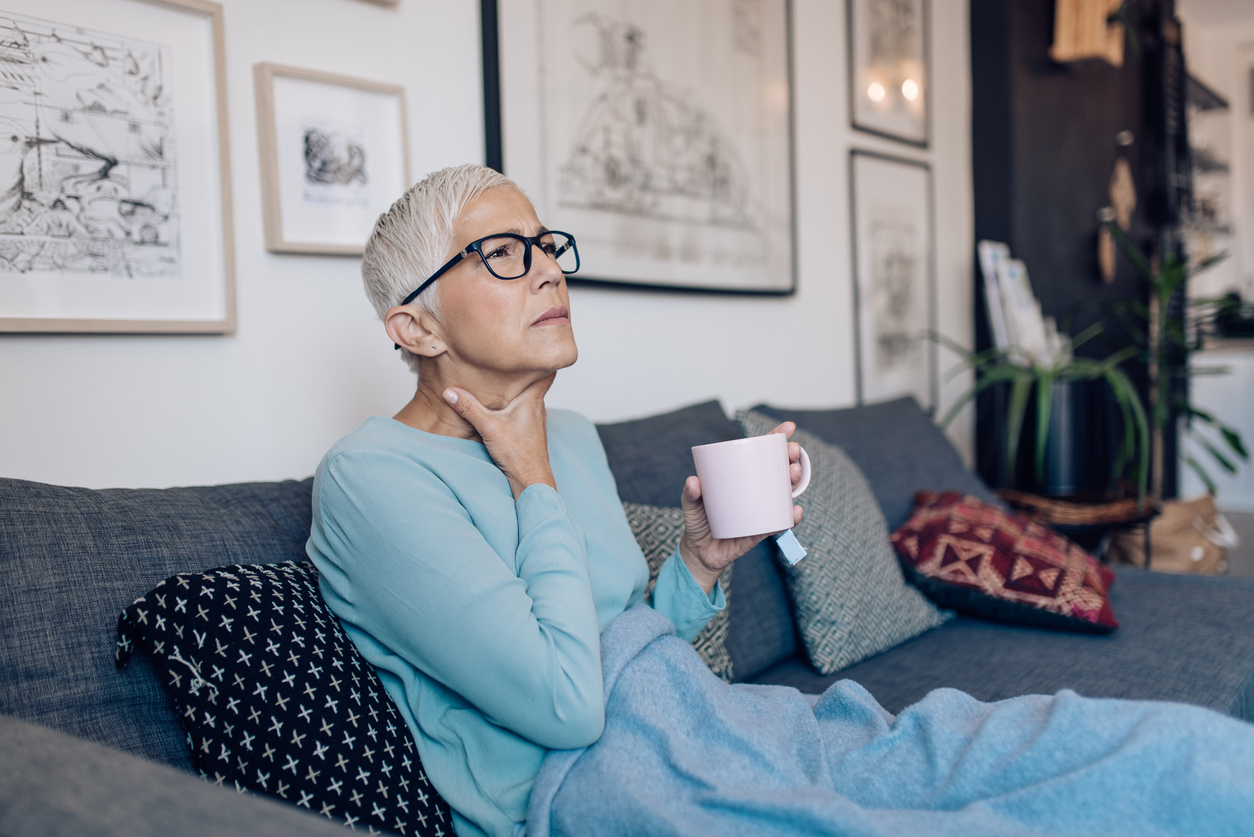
[1178,7,1254,510]
[0,0,974,489]
[1180,10,1254,300]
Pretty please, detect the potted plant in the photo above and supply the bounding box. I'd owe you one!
[1105,224,1248,497]
[935,329,1151,508]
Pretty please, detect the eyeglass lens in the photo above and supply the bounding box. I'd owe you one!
[478,233,578,280]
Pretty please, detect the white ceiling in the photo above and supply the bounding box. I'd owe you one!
[1178,0,1254,27]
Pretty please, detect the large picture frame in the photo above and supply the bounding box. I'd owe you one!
[849,149,935,411]
[0,0,235,334]
[255,63,410,256]
[488,0,796,294]
[847,0,930,148]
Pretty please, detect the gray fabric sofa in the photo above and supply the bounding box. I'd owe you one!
[4,396,1254,835]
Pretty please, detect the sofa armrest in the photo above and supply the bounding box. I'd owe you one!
[0,714,349,837]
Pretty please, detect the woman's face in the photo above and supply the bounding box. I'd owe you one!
[432,187,578,384]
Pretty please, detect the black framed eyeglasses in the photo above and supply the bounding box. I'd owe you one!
[398,230,580,307]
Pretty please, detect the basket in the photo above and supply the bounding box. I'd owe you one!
[995,488,1157,528]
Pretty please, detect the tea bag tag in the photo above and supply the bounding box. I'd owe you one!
[774,529,807,565]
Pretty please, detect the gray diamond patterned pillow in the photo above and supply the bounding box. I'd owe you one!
[623,502,734,681]
[736,410,951,674]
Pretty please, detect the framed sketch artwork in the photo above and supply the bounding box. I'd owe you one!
[490,0,796,293]
[0,0,235,334]
[847,0,929,147]
[849,150,935,411]
[255,64,410,255]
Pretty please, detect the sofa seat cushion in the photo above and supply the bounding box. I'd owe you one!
[750,569,1254,721]
[117,561,453,836]
[0,477,316,772]
[0,713,354,837]
[752,397,1001,531]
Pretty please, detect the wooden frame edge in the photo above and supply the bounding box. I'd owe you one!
[1,0,236,335]
[253,62,411,257]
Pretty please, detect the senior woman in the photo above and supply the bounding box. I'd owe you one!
[307,163,803,837]
[310,165,1254,837]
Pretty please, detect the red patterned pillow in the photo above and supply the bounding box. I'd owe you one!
[890,492,1119,632]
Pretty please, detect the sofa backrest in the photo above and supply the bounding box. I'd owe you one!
[0,397,991,767]
[753,397,1000,531]
[0,477,314,770]
[595,400,802,681]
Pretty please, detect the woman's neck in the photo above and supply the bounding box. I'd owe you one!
[392,367,546,440]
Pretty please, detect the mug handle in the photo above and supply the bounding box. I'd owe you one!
[792,446,811,498]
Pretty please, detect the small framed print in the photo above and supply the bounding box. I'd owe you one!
[0,0,235,334]
[847,0,929,147]
[850,149,935,411]
[254,63,410,256]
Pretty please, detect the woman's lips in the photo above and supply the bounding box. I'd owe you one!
[532,306,570,326]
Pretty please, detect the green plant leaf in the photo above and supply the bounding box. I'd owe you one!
[936,365,1023,428]
[1034,372,1057,483]
[1106,222,1151,279]
[1105,367,1150,507]
[1198,434,1239,475]
[1068,322,1104,352]
[1221,426,1249,461]
[1004,369,1034,486]
[1184,454,1218,495]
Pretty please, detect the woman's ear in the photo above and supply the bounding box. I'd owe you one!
[384,305,444,358]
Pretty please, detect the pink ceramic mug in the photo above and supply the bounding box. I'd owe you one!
[691,433,812,540]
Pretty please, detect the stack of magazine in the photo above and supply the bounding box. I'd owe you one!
[977,241,1070,366]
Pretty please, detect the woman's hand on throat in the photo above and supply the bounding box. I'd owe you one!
[442,374,558,500]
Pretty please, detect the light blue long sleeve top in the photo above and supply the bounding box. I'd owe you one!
[306,410,723,837]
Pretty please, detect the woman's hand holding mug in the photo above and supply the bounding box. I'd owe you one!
[679,422,809,595]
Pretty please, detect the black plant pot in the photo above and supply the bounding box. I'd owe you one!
[983,379,1120,499]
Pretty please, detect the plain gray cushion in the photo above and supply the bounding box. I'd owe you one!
[752,569,1254,721]
[0,477,314,771]
[752,397,1001,530]
[0,713,349,837]
[596,399,742,508]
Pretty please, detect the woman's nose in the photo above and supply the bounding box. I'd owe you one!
[529,247,564,289]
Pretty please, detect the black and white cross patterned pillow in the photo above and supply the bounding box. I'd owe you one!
[117,561,453,837]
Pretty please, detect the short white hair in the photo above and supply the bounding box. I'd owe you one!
[362,163,518,374]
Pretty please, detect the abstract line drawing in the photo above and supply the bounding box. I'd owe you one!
[0,9,180,279]
[301,123,369,207]
[558,14,757,230]
[869,205,921,376]
[852,150,933,410]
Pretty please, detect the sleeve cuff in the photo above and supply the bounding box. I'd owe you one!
[652,547,725,643]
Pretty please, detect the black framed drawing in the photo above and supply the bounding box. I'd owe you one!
[849,149,935,411]
[847,0,930,147]
[0,0,236,334]
[484,0,797,294]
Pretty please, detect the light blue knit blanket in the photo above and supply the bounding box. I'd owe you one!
[527,604,1254,837]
